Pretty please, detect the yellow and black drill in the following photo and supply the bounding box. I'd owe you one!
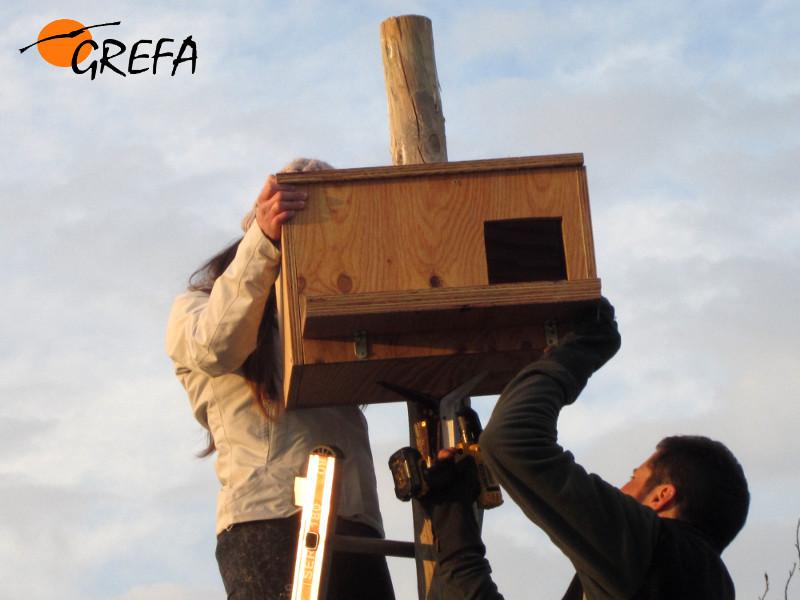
[384,372,503,509]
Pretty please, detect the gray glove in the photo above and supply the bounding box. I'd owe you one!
[539,296,621,403]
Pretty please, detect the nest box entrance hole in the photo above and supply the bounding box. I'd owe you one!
[484,217,568,284]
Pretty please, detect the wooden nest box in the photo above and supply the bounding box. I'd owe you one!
[277,153,601,409]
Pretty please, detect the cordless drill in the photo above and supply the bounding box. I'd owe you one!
[388,404,503,509]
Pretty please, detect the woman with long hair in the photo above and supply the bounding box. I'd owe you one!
[166,159,395,600]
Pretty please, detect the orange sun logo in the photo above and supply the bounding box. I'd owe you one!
[19,20,197,78]
[36,19,94,67]
[19,20,120,67]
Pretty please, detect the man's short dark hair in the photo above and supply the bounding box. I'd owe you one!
[646,435,749,550]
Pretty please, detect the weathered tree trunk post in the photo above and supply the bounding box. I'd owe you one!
[381,15,447,599]
[381,16,447,166]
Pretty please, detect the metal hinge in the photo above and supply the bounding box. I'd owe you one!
[544,319,558,347]
[354,330,369,359]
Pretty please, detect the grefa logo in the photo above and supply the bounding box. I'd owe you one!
[19,19,197,79]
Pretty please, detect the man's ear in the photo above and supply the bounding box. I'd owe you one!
[647,484,678,515]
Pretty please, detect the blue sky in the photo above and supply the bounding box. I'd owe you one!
[2,1,800,599]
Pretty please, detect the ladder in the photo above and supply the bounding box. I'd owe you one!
[291,445,415,600]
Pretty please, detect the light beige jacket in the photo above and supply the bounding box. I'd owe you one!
[166,223,383,536]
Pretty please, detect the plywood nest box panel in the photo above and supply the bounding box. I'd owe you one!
[277,154,602,409]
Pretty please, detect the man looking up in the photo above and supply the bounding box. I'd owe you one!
[423,298,749,599]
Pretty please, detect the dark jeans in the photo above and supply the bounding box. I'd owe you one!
[216,514,396,600]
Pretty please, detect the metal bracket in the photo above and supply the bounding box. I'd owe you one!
[354,330,368,359]
[544,319,558,347]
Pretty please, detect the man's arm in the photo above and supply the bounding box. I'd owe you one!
[480,300,661,598]
[422,456,505,600]
[424,300,658,598]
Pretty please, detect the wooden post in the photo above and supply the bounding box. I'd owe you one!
[381,15,446,599]
[381,16,447,166]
